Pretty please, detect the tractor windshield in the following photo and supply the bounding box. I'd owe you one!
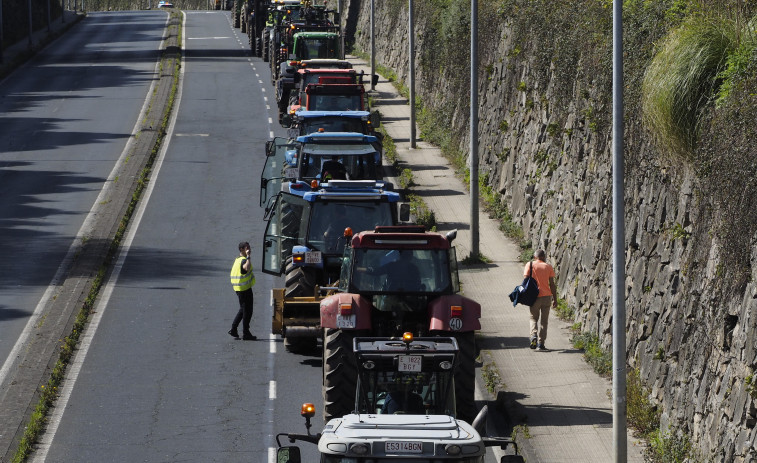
[349,249,451,294]
[307,202,394,254]
[310,94,363,111]
[296,36,340,60]
[301,148,379,181]
[300,117,365,134]
[355,368,455,416]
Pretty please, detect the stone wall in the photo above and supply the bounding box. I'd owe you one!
[343,0,757,460]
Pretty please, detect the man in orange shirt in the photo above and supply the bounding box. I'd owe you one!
[525,249,557,351]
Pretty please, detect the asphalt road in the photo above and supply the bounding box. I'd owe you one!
[1,10,323,462]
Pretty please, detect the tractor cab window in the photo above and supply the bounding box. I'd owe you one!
[307,202,394,255]
[351,249,451,294]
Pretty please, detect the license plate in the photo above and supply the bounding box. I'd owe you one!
[398,355,422,372]
[385,441,422,453]
[305,251,322,264]
[336,314,355,329]
[285,167,298,178]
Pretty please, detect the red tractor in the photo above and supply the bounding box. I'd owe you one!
[319,226,481,423]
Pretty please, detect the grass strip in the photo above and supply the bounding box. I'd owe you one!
[11,13,182,463]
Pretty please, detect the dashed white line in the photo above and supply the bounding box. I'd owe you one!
[269,380,277,400]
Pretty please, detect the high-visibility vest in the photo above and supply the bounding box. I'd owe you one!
[230,256,255,291]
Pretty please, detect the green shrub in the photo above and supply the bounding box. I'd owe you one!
[642,15,739,162]
[626,368,661,437]
[571,332,612,377]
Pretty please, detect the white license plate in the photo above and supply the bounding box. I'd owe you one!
[398,355,422,372]
[336,314,355,329]
[305,251,322,264]
[285,167,298,178]
[385,441,423,453]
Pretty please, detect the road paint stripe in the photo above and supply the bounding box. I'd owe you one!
[269,380,276,399]
[30,12,188,462]
[268,447,276,463]
[175,133,209,137]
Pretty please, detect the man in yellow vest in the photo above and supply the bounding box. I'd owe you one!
[229,241,256,340]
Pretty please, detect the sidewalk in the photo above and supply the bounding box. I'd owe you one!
[349,55,646,462]
[0,10,83,80]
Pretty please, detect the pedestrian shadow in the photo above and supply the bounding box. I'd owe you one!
[497,390,613,428]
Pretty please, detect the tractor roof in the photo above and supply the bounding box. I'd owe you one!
[285,180,399,202]
[351,226,452,250]
[294,110,370,120]
[297,132,376,144]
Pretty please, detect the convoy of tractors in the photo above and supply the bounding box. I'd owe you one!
[230,1,526,460]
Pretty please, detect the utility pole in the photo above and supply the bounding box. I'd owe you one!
[28,0,34,46]
[469,0,479,259]
[409,0,415,148]
[370,0,375,91]
[612,0,627,461]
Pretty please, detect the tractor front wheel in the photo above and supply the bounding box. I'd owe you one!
[322,328,359,422]
[453,331,477,424]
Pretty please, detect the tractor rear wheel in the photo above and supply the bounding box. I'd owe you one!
[284,336,318,353]
[453,331,477,424]
[323,328,358,421]
[263,33,270,62]
[255,37,262,57]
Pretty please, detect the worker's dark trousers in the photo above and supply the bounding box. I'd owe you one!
[233,289,254,334]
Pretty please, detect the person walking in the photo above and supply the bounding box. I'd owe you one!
[526,249,557,351]
[229,241,256,340]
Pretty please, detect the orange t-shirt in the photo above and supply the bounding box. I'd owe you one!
[524,260,555,297]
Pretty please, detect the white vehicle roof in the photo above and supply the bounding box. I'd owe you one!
[319,414,485,459]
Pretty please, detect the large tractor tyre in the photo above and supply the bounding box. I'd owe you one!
[284,259,317,298]
[240,19,246,33]
[453,331,478,424]
[284,336,318,353]
[262,33,270,62]
[255,37,262,57]
[232,2,240,27]
[322,328,359,422]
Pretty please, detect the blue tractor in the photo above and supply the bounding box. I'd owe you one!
[261,180,408,352]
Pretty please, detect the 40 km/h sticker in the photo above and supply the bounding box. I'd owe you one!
[449,317,463,331]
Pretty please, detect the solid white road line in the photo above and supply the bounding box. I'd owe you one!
[31,12,188,462]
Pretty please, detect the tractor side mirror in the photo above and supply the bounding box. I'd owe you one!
[281,113,292,127]
[399,203,410,222]
[276,446,302,463]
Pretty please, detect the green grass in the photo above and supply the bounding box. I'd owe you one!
[642,14,742,162]
[571,331,612,377]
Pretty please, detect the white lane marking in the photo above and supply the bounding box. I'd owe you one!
[266,104,271,110]
[269,380,277,400]
[0,11,164,395]
[268,117,273,125]
[175,133,210,137]
[270,335,276,354]
[31,11,189,462]
[268,447,276,463]
[187,36,230,39]
[269,131,274,139]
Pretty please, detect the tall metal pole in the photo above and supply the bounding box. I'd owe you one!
[469,0,479,259]
[612,0,627,461]
[370,0,375,91]
[28,0,34,46]
[408,0,415,148]
[338,0,344,59]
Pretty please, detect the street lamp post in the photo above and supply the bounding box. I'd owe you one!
[409,0,415,148]
[469,0,479,259]
[612,0,627,461]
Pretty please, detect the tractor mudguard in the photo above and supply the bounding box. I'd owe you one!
[427,294,481,332]
[320,293,372,330]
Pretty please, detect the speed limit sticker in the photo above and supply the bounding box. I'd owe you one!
[449,317,463,331]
